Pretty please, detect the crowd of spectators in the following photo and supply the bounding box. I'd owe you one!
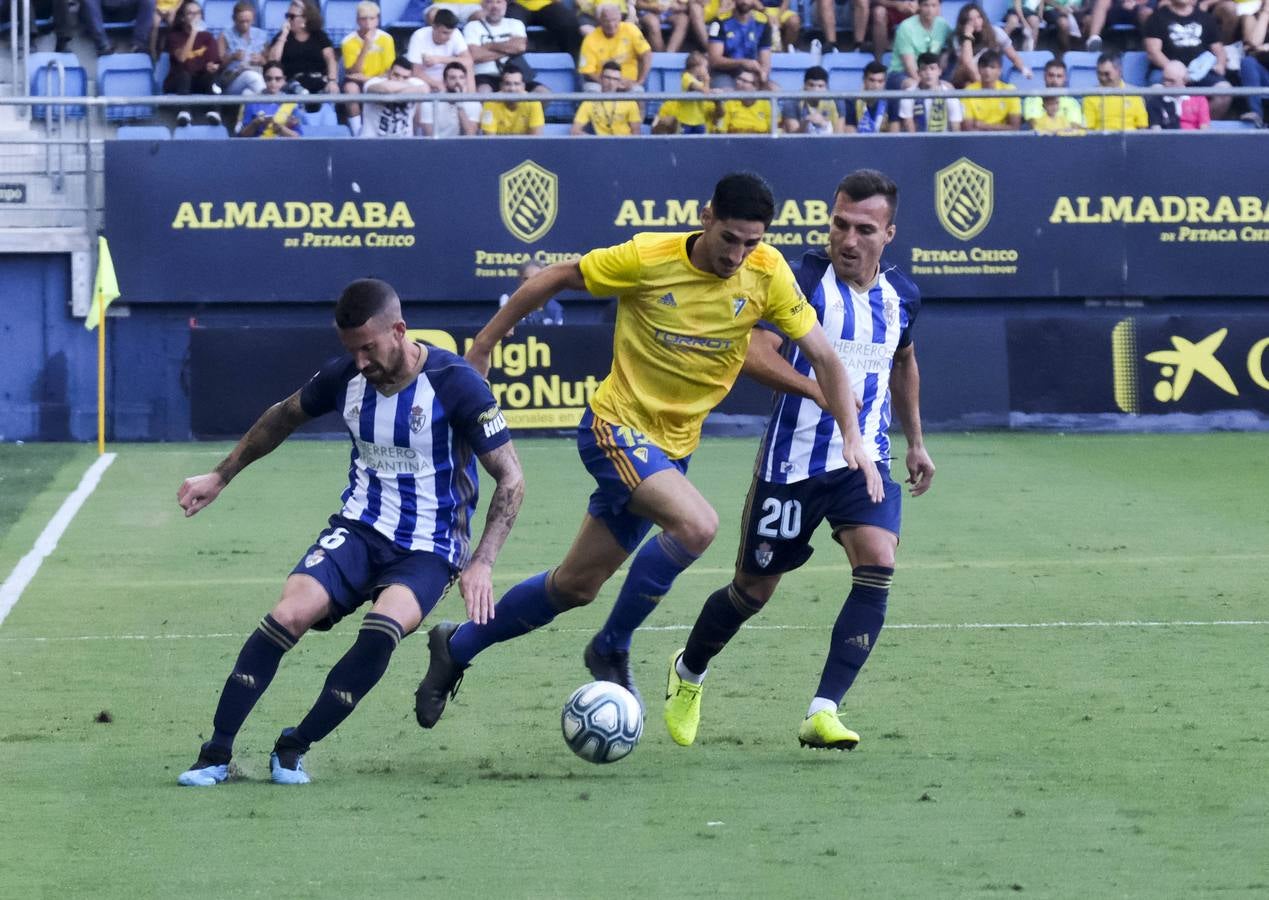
[20,0,1269,130]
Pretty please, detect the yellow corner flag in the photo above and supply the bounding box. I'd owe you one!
[85,235,120,331]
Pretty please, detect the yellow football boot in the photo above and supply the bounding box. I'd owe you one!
[664,650,703,747]
[797,710,860,750]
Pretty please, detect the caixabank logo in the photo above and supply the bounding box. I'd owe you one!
[1112,318,1269,414]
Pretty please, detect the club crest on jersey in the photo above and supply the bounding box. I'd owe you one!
[478,406,508,438]
[754,542,773,569]
[409,404,427,434]
[732,297,747,318]
[883,296,898,326]
[304,549,326,569]
[632,446,649,463]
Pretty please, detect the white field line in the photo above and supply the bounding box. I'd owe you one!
[0,453,117,630]
[1,619,1266,644]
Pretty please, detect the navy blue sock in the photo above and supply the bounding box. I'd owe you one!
[209,614,297,753]
[814,566,892,705]
[681,582,766,676]
[291,613,405,747]
[596,533,699,654]
[448,571,558,666]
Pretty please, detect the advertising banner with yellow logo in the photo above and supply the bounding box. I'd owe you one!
[105,135,1269,302]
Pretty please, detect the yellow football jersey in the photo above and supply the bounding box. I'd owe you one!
[580,232,815,458]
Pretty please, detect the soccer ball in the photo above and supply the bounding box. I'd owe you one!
[560,681,643,764]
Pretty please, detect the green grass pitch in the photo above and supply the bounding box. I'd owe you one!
[1,434,1267,898]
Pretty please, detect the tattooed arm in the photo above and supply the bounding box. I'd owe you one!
[461,440,526,625]
[177,390,311,517]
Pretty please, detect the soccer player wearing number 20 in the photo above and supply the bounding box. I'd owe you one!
[665,169,936,751]
[175,278,524,786]
[415,172,884,727]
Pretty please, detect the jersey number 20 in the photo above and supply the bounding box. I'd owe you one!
[756,498,802,539]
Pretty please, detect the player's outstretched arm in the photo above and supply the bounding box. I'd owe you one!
[889,343,935,496]
[742,328,827,407]
[792,325,884,503]
[177,390,311,517]
[461,441,526,625]
[465,262,587,376]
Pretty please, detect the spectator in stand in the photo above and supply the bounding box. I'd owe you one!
[1143,0,1231,119]
[507,0,582,56]
[718,67,774,131]
[151,0,181,58]
[843,60,896,131]
[1239,36,1269,128]
[1147,58,1211,127]
[360,55,431,136]
[217,0,268,95]
[757,0,801,52]
[961,49,1021,130]
[651,49,714,133]
[635,0,694,52]
[780,64,844,133]
[165,0,222,126]
[1003,0,1041,51]
[419,61,482,134]
[1082,51,1148,129]
[1031,94,1085,131]
[501,262,566,325]
[572,60,645,132]
[407,9,475,92]
[707,0,773,89]
[269,0,339,105]
[897,51,962,131]
[1084,0,1154,54]
[237,60,303,136]
[579,4,652,91]
[865,0,917,60]
[480,67,546,132]
[465,0,536,92]
[341,2,396,134]
[885,0,951,89]
[57,0,156,56]
[950,2,1032,88]
[1022,57,1082,129]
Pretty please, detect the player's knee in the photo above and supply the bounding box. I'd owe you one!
[672,509,718,557]
[547,569,601,609]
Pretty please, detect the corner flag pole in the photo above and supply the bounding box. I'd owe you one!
[86,236,120,456]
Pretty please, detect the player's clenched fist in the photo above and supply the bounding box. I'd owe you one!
[177,472,226,517]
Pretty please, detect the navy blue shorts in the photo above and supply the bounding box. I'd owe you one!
[736,464,902,576]
[290,515,458,623]
[576,407,691,552]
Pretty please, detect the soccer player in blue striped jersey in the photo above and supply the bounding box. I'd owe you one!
[664,169,936,751]
[174,278,524,786]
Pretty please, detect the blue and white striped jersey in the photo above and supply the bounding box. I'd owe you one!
[756,251,920,484]
[299,344,510,567]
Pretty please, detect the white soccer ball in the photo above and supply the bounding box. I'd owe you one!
[560,681,643,764]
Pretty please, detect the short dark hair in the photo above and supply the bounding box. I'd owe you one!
[978,48,1001,68]
[710,172,775,226]
[804,64,829,82]
[863,60,886,77]
[432,7,459,28]
[1044,57,1066,72]
[443,60,465,76]
[835,169,899,224]
[1097,50,1121,69]
[916,51,939,68]
[262,60,285,78]
[601,60,623,74]
[335,278,399,329]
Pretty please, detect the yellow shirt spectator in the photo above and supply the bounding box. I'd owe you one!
[574,98,644,134]
[578,21,651,82]
[1082,83,1148,131]
[480,100,546,134]
[962,81,1021,127]
[341,31,396,79]
[580,232,815,457]
[720,98,772,133]
[673,70,710,127]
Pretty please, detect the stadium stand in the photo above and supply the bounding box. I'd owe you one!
[204,0,238,36]
[173,124,230,138]
[116,124,173,139]
[305,122,354,136]
[324,0,361,42]
[769,51,820,91]
[98,53,157,122]
[523,51,579,121]
[28,51,87,120]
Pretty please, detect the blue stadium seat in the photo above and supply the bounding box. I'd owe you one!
[154,53,171,91]
[1121,51,1149,87]
[826,51,872,92]
[325,0,360,42]
[98,53,157,121]
[28,51,88,120]
[1061,50,1100,69]
[378,0,416,26]
[1067,65,1099,91]
[116,125,172,139]
[173,124,230,138]
[1207,119,1256,130]
[300,102,339,125]
[542,122,573,135]
[304,123,354,136]
[769,51,820,91]
[261,0,290,32]
[648,51,688,93]
[941,0,970,29]
[524,52,579,120]
[980,0,1010,21]
[204,0,238,35]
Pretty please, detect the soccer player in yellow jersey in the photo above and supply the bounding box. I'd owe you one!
[415,173,883,724]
